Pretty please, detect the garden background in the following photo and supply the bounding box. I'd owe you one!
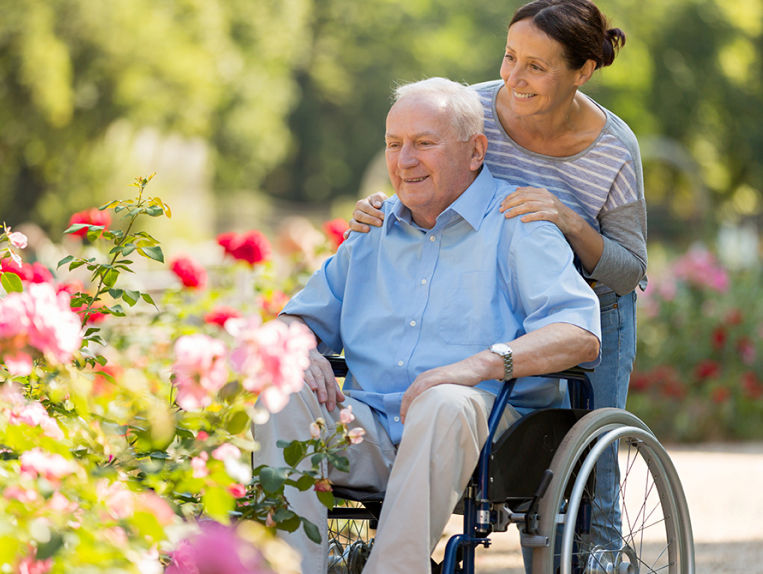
[0,0,761,571]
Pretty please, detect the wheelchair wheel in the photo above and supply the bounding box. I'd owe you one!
[532,408,694,574]
[327,501,374,573]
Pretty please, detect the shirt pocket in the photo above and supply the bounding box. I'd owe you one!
[438,271,496,346]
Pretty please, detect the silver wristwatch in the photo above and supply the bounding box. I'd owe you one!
[489,343,514,381]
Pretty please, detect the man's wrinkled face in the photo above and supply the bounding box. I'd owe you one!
[385,96,478,228]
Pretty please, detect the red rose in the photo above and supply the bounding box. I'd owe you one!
[170,256,207,289]
[28,262,53,284]
[710,387,731,404]
[218,230,271,265]
[710,326,726,350]
[216,232,237,255]
[204,306,242,328]
[323,218,349,250]
[68,208,111,238]
[694,359,721,381]
[0,257,32,281]
[314,478,332,493]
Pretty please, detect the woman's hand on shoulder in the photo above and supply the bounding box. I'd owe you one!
[499,186,574,235]
[344,191,389,238]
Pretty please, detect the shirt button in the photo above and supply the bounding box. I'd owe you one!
[397,360,404,367]
[420,278,427,285]
[429,235,436,242]
[409,320,416,327]
[393,416,400,422]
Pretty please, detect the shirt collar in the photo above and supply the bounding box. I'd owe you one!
[386,166,497,232]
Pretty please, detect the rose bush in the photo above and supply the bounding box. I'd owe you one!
[630,245,763,442]
[0,176,360,572]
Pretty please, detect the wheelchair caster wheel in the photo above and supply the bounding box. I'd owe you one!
[584,546,616,574]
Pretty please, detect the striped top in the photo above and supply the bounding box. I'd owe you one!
[472,79,647,296]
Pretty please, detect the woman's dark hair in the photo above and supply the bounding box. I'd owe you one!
[510,0,626,70]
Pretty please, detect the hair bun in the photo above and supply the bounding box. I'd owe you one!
[601,27,626,67]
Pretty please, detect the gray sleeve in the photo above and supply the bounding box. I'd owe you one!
[582,199,648,295]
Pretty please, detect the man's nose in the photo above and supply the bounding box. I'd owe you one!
[398,143,418,168]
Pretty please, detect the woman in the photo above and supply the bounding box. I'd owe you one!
[347,0,646,562]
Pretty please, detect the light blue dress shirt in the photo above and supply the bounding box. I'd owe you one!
[282,167,601,444]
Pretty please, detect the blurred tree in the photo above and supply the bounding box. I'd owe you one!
[0,0,310,230]
[266,0,762,231]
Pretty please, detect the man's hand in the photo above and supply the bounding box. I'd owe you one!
[400,353,495,422]
[303,348,346,411]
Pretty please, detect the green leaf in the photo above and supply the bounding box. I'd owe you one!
[1,272,23,293]
[35,532,64,560]
[294,474,314,491]
[225,409,250,435]
[202,486,234,523]
[283,440,307,467]
[145,205,163,216]
[328,454,350,473]
[57,255,74,268]
[273,508,296,523]
[141,292,158,308]
[64,223,90,235]
[138,245,164,263]
[122,289,140,306]
[278,514,301,533]
[317,489,335,509]
[259,466,288,494]
[302,518,322,544]
[310,452,328,467]
[102,268,119,287]
[69,260,86,271]
[108,288,123,298]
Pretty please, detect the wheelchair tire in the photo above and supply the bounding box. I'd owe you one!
[532,408,694,574]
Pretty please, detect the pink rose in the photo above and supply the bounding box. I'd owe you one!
[0,282,82,369]
[339,405,355,425]
[171,334,229,410]
[166,521,275,574]
[229,319,315,413]
[20,448,80,481]
[347,427,366,445]
[8,231,28,249]
[212,443,241,461]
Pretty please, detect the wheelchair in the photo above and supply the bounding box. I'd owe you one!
[324,356,695,574]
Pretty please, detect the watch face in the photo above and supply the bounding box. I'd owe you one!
[491,343,511,355]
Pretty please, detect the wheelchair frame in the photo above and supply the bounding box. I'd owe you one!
[325,356,695,574]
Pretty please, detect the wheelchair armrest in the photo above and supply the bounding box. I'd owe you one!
[323,354,590,382]
[324,355,593,380]
[325,355,348,377]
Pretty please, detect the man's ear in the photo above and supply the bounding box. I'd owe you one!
[470,133,488,171]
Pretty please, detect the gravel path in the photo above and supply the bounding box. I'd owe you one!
[432,442,763,573]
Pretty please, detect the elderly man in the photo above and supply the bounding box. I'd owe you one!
[254,77,600,573]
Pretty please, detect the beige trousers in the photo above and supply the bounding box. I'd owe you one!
[253,382,518,574]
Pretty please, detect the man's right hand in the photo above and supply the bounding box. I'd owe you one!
[304,348,346,411]
[346,191,388,236]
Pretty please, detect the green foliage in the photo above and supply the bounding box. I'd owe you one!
[0,0,310,229]
[629,246,763,442]
[0,176,358,571]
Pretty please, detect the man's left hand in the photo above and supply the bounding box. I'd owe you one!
[400,353,494,422]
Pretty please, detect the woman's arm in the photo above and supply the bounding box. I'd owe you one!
[500,188,647,294]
